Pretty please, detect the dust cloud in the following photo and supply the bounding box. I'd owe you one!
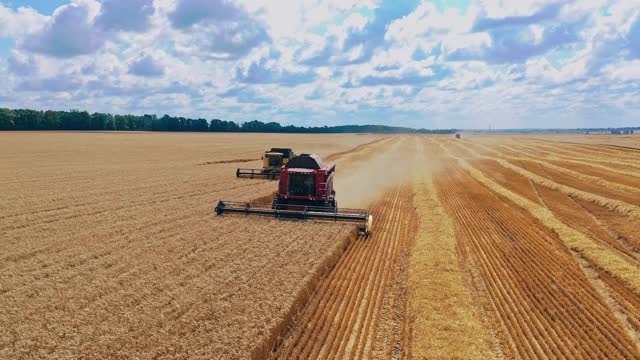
[332,136,443,208]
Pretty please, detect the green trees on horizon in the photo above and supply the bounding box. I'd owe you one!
[0,107,456,134]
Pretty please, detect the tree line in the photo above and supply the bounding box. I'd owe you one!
[0,108,456,134]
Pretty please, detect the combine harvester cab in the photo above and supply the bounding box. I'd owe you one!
[236,148,295,180]
[218,153,373,235]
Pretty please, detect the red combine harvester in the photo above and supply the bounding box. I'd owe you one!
[215,153,373,235]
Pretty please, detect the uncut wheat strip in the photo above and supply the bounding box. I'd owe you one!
[439,145,640,296]
[599,269,640,330]
[407,140,497,359]
[465,142,640,183]
[521,160,640,265]
[491,158,640,221]
[485,155,640,198]
[520,138,640,163]
[577,259,640,355]
[486,143,640,180]
[458,143,640,216]
[511,142,640,171]
[466,142,640,177]
[0,193,232,290]
[517,146,640,175]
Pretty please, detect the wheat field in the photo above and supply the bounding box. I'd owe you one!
[2,132,640,358]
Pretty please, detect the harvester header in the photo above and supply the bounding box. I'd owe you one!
[236,147,296,179]
[217,153,373,235]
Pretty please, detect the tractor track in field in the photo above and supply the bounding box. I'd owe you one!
[460,140,640,259]
[324,137,391,162]
[597,268,640,333]
[523,161,640,265]
[271,184,416,359]
[436,159,640,358]
[465,155,640,266]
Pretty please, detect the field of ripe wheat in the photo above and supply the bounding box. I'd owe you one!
[0,132,383,359]
[2,132,639,359]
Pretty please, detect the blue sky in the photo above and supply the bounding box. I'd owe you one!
[0,0,639,129]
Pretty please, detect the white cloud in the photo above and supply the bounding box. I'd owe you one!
[22,1,104,58]
[168,0,270,60]
[603,59,640,81]
[0,4,48,37]
[7,51,40,76]
[95,0,155,32]
[385,2,472,44]
[1,0,639,128]
[128,54,165,77]
[525,56,587,84]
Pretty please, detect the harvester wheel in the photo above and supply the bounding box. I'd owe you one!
[358,214,373,236]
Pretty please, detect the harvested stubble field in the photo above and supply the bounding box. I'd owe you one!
[2,132,640,359]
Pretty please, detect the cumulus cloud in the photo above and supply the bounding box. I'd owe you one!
[169,0,244,28]
[298,0,420,65]
[219,86,271,104]
[447,3,585,64]
[17,74,82,92]
[2,0,640,128]
[169,0,270,60]
[472,2,563,32]
[628,15,640,58]
[95,0,155,32]
[7,51,39,76]
[0,4,47,37]
[23,2,104,58]
[234,50,316,86]
[128,55,165,77]
[603,59,640,81]
[343,65,451,87]
[188,22,269,60]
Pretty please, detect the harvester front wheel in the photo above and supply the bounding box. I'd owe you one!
[359,214,373,236]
